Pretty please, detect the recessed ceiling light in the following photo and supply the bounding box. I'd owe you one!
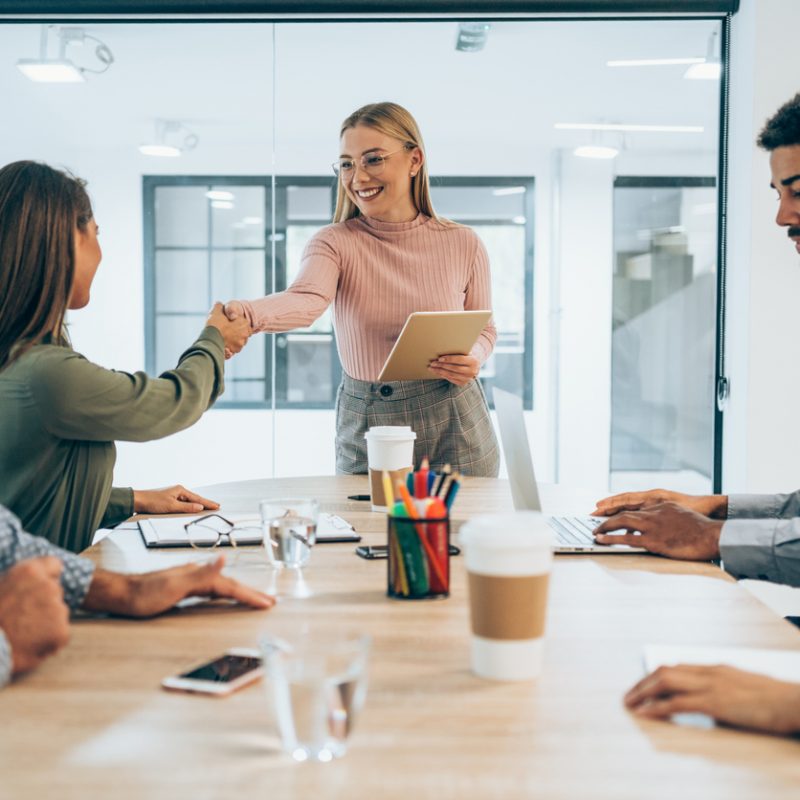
[607,57,704,67]
[684,62,722,80]
[211,200,234,210]
[555,123,704,133]
[574,145,619,160]
[17,59,84,83]
[492,187,526,196]
[138,144,181,157]
[206,190,234,201]
[512,216,527,225]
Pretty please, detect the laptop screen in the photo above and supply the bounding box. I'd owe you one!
[492,387,542,513]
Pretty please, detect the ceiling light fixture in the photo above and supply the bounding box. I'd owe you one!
[555,122,704,133]
[455,22,491,53]
[139,120,199,158]
[684,31,721,80]
[16,24,114,83]
[492,186,526,196]
[206,190,234,201]
[607,57,704,67]
[574,145,619,160]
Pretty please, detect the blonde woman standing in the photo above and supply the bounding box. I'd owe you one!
[225,102,499,476]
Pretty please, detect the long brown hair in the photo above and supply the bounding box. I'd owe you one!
[333,102,441,224]
[0,161,92,371]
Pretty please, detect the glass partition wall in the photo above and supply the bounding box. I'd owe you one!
[0,17,721,492]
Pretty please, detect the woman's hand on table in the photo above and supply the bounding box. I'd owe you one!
[625,664,800,736]
[428,354,480,387]
[82,556,276,617]
[133,485,219,515]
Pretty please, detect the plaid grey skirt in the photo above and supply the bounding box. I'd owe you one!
[335,374,500,477]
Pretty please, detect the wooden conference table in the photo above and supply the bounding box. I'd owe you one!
[2,476,800,799]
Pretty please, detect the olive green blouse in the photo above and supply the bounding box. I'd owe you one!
[0,327,225,553]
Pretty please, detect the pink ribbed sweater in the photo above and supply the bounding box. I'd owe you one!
[240,214,496,382]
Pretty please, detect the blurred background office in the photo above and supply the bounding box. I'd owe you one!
[0,0,794,501]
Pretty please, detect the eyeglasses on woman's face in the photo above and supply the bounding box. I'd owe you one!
[331,146,411,179]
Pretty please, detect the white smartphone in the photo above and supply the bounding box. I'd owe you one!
[161,648,263,696]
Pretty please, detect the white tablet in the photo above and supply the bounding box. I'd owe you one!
[378,310,492,382]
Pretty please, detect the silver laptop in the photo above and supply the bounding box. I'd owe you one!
[493,387,644,554]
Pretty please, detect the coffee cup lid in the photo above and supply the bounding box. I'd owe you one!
[459,512,553,550]
[364,426,416,441]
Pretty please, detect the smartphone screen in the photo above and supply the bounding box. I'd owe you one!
[180,654,262,683]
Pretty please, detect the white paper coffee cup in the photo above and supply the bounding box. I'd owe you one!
[459,512,554,681]
[364,426,416,512]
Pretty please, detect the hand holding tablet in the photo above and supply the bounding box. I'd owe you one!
[378,310,492,382]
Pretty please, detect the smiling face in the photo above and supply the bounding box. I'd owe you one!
[339,124,423,223]
[769,144,800,255]
[68,218,102,309]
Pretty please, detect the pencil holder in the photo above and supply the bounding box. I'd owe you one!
[387,515,450,599]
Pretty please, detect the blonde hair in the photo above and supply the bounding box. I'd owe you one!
[333,102,440,224]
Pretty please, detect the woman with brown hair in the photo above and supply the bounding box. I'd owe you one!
[0,160,251,552]
[225,102,500,476]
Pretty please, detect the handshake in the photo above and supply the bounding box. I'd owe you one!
[206,301,252,360]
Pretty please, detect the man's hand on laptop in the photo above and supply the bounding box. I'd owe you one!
[592,489,728,520]
[592,502,723,560]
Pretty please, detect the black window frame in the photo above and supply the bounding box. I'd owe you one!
[144,173,536,411]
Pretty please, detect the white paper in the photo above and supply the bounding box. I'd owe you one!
[138,512,353,547]
[644,644,800,683]
[643,644,800,729]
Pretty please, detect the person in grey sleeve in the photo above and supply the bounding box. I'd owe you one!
[0,505,275,688]
[589,93,800,736]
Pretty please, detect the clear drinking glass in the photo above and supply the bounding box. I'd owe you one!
[259,497,319,569]
[260,629,372,763]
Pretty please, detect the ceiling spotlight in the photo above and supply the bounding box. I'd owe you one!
[455,22,491,53]
[206,190,235,201]
[574,145,619,160]
[555,122,703,133]
[684,31,721,80]
[607,57,704,68]
[139,120,199,158]
[17,25,114,83]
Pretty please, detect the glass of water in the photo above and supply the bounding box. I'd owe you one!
[260,628,372,763]
[259,497,319,569]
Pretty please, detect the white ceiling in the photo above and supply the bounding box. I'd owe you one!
[0,19,722,173]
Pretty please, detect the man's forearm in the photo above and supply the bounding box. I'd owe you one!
[80,568,134,616]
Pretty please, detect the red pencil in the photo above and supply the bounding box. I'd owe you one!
[414,456,430,499]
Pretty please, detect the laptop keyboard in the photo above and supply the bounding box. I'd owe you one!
[548,515,604,546]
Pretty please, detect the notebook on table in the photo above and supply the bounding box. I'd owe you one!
[138,512,359,548]
[492,387,646,555]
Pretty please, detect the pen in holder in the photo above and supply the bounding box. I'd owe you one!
[387,514,450,599]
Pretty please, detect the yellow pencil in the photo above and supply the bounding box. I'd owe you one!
[382,470,395,510]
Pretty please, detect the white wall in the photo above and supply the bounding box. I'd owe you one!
[725,0,800,493]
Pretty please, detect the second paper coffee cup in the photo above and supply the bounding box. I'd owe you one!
[459,511,553,681]
[364,426,416,511]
